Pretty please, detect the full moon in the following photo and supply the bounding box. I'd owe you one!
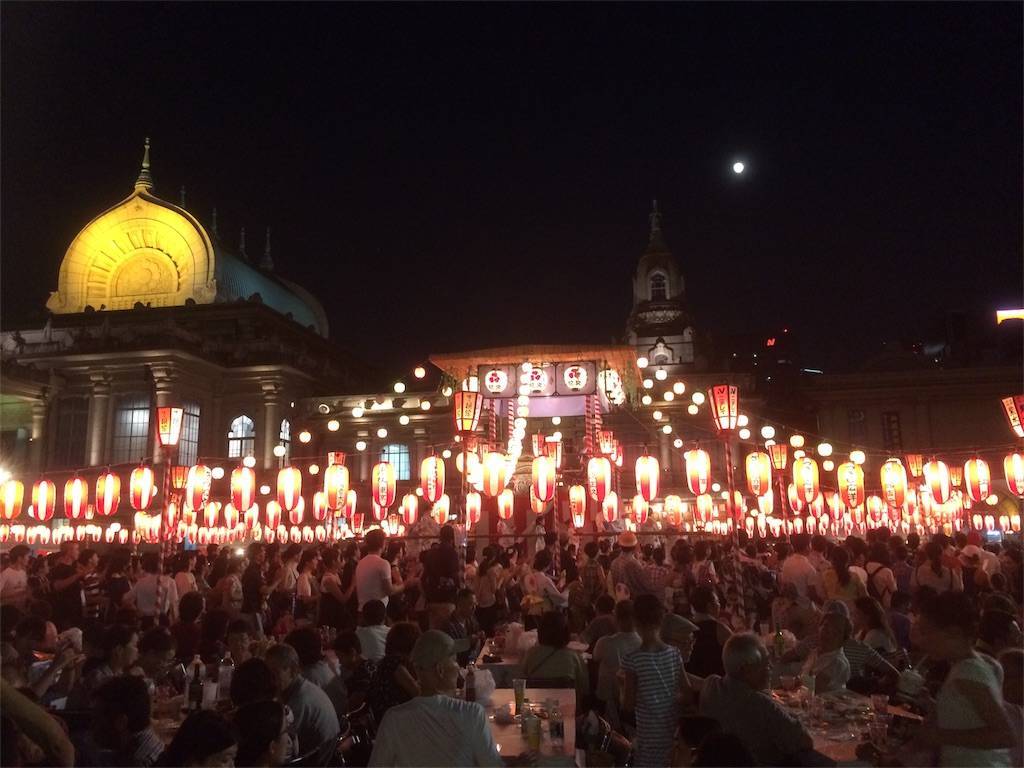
[732,161,745,174]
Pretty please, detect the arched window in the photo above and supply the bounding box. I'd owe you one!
[278,419,291,459]
[649,273,668,301]
[380,443,411,481]
[227,415,255,459]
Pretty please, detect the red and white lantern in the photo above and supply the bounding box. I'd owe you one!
[277,467,302,512]
[635,454,660,502]
[685,449,711,495]
[1005,452,1024,498]
[420,456,445,504]
[904,453,924,479]
[601,491,619,523]
[95,472,120,517]
[964,458,991,503]
[531,456,556,503]
[204,501,221,529]
[64,477,88,520]
[343,489,358,519]
[880,459,908,510]
[530,488,547,516]
[707,384,739,433]
[231,467,257,513]
[664,495,684,527]
[481,453,509,497]
[130,465,156,511]
[569,484,587,521]
[586,457,611,502]
[372,462,397,509]
[1,480,24,521]
[185,464,212,511]
[323,464,350,511]
[923,460,951,505]
[792,457,820,505]
[401,493,418,526]
[497,488,515,521]
[432,494,450,526]
[265,500,282,529]
[696,494,714,523]
[466,491,482,526]
[289,497,305,526]
[632,494,649,525]
[836,461,865,509]
[224,503,240,530]
[745,452,771,497]
[312,491,329,522]
[31,480,56,522]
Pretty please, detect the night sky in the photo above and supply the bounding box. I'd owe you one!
[3,3,1021,372]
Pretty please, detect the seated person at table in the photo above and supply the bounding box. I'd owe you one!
[138,627,177,689]
[519,611,589,699]
[699,633,814,766]
[367,621,422,722]
[368,630,502,767]
[593,599,642,728]
[235,699,292,768]
[355,600,388,662]
[443,588,484,666]
[802,612,851,693]
[86,674,165,767]
[171,592,204,663]
[265,643,339,756]
[157,710,237,768]
[284,626,336,689]
[687,585,732,677]
[68,624,139,708]
[581,594,617,648]
[226,618,254,665]
[230,657,277,707]
[325,631,376,716]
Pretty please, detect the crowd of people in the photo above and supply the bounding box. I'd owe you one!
[0,521,1021,767]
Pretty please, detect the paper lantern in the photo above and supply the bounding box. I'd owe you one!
[243,504,259,531]
[964,459,991,503]
[92,472,119,517]
[598,430,616,455]
[312,491,329,522]
[466,491,482,526]
[1,480,24,521]
[30,480,55,522]
[130,465,156,511]
[185,464,212,511]
[401,493,419,526]
[707,384,739,433]
[601,491,619,523]
[452,389,483,434]
[547,437,564,469]
[880,459,907,510]
[923,460,951,504]
[904,453,924,479]
[836,461,865,509]
[866,495,884,521]
[745,452,771,496]
[224,503,240,530]
[788,483,805,514]
[420,456,445,504]
[497,488,515,521]
[204,501,221,529]
[531,456,556,503]
[64,477,88,520]
[635,454,660,502]
[367,461,395,509]
[432,493,450,526]
[792,457,819,505]
[757,491,774,516]
[230,467,257,513]
[586,457,611,502]
[277,467,303,512]
[481,453,509,497]
[530,488,547,516]
[265,500,282,529]
[289,497,305,526]
[768,442,789,472]
[1001,395,1024,438]
[664,495,683,526]
[343,489,358,519]
[1005,452,1024,498]
[456,450,480,475]
[569,484,587,520]
[632,494,649,525]
[685,449,711,495]
[157,406,184,447]
[323,464,350,511]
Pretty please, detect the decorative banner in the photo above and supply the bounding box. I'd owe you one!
[497,488,515,521]
[836,462,865,509]
[64,477,88,520]
[586,457,612,502]
[323,464,350,511]
[372,462,397,508]
[685,449,711,496]
[420,456,446,504]
[745,452,771,496]
[130,466,156,511]
[95,472,121,517]
[636,455,660,502]
[880,459,908,510]
[277,467,303,512]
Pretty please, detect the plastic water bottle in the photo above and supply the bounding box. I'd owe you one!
[217,651,234,701]
[549,700,565,750]
[188,655,204,712]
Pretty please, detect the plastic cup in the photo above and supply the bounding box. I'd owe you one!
[513,678,526,716]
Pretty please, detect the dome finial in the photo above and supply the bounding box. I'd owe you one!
[260,227,274,271]
[134,137,154,191]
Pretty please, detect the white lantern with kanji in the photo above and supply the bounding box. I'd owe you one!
[587,457,612,502]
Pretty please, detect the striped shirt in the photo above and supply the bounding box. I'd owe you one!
[621,645,682,767]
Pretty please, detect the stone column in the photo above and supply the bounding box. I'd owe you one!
[29,398,48,472]
[260,378,282,469]
[149,364,177,463]
[86,373,111,467]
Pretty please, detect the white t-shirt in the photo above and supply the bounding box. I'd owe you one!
[174,571,197,598]
[355,624,388,662]
[0,567,28,606]
[131,574,179,618]
[368,695,502,767]
[355,553,393,608]
[936,654,1011,767]
[804,647,850,693]
[780,554,821,600]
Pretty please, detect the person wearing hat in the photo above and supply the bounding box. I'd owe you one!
[368,630,502,767]
[610,531,647,599]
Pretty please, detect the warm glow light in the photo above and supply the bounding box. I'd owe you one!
[327,420,340,432]
[738,428,750,440]
[817,442,833,457]
[655,369,668,381]
[850,450,866,465]
[673,381,686,395]
[733,161,745,174]
[792,457,820,504]
[243,455,257,468]
[129,466,156,511]
[837,461,865,509]
[372,462,397,508]
[662,424,672,434]
[394,382,406,394]
[663,391,675,401]
[298,430,312,444]
[687,404,698,415]
[653,410,663,421]
[643,395,654,406]
[745,452,771,496]
[636,356,649,368]
[636,454,660,502]
[685,449,711,495]
[211,466,225,480]
[532,456,556,502]
[414,366,426,379]
[790,434,805,448]
[691,392,705,405]
[420,455,445,503]
[643,379,654,389]
[399,415,410,426]
[737,415,749,427]
[420,400,431,411]
[273,445,286,458]
[277,467,303,512]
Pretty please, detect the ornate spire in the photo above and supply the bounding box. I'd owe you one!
[260,227,274,271]
[646,199,668,253]
[134,137,154,192]
[239,227,248,260]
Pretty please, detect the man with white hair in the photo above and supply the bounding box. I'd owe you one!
[369,630,502,767]
[699,633,813,766]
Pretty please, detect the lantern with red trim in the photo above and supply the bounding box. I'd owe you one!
[1,481,24,521]
[497,488,515,521]
[707,384,739,434]
[204,501,221,529]
[529,488,547,515]
[465,492,482,526]
[312,491,329,522]
[880,459,908,510]
[420,455,445,504]
[289,497,305,526]
[923,460,951,504]
[231,467,257,513]
[64,477,88,520]
[745,452,771,497]
[323,464,350,511]
[30,480,56,522]
[586,457,611,502]
[372,500,384,522]
[866,495,884,521]
[664,495,684,527]
[792,457,820,505]
[1005,452,1024,498]
[130,465,156,511]
[695,494,714,524]
[481,453,509,497]
[904,454,924,479]
[964,459,991,503]
[788,483,805,514]
[632,494,649,525]
[185,464,212,511]
[371,462,397,509]
[569,484,587,520]
[685,449,711,495]
[768,443,789,472]
[265,501,282,529]
[547,437,564,469]
[431,494,450,526]
[401,493,419,526]
[1001,395,1024,438]
[531,456,556,503]
[452,389,483,434]
[601,491,619,523]
[949,465,963,488]
[243,504,259,531]
[836,461,865,509]
[598,430,616,455]
[95,472,120,517]
[277,467,302,512]
[343,489,358,519]
[224,503,240,530]
[635,454,660,502]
